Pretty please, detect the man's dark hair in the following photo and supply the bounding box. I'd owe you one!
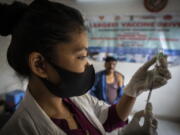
[104,56,117,62]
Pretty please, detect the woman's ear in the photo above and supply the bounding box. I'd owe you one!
[28,52,48,78]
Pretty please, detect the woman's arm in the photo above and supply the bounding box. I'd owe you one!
[115,95,136,121]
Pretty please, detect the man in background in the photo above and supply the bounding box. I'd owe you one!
[90,56,124,104]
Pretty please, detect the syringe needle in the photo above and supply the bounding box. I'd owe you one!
[146,81,153,107]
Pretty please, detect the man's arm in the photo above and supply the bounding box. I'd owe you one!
[113,73,125,104]
[89,72,100,96]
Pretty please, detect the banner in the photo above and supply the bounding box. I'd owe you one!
[87,14,180,66]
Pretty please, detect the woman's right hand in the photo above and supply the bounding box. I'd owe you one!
[121,103,158,135]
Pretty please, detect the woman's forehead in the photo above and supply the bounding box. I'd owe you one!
[55,32,88,53]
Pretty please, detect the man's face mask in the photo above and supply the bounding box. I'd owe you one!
[40,61,95,98]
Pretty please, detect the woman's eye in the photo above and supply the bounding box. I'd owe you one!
[76,51,89,60]
[77,56,87,60]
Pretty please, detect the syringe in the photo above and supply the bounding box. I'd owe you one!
[145,51,164,107]
[146,84,153,106]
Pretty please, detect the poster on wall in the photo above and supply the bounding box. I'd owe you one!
[86,14,180,66]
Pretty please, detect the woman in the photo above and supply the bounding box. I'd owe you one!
[0,0,171,135]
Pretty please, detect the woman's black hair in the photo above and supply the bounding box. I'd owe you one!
[0,0,85,77]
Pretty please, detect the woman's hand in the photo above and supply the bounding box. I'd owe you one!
[124,55,171,97]
[122,103,158,135]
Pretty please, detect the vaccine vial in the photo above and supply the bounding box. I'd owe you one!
[156,48,164,66]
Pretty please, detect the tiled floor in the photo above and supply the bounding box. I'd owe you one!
[158,119,180,135]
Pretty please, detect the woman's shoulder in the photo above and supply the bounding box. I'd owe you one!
[70,93,94,104]
[0,106,36,135]
[70,93,109,109]
[0,91,42,135]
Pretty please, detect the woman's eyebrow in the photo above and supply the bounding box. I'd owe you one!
[74,47,88,52]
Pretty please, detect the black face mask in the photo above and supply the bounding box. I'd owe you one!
[40,62,95,98]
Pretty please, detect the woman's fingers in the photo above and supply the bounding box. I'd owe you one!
[155,66,171,80]
[151,118,158,129]
[140,57,157,72]
[159,55,168,68]
[131,110,145,123]
[152,76,167,89]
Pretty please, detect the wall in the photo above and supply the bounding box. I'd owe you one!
[0,36,27,94]
[60,0,180,118]
[58,0,180,15]
[0,0,180,118]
